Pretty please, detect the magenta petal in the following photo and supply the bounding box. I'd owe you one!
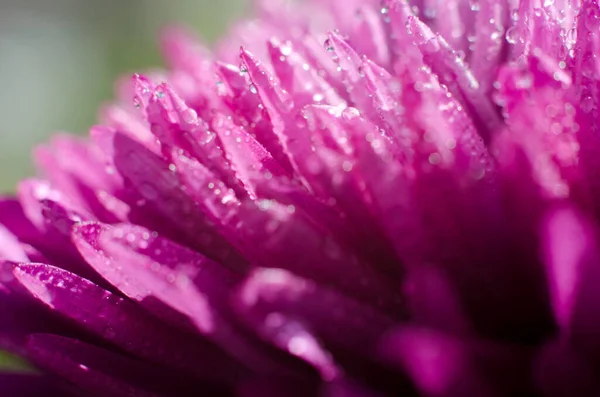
[72,222,296,374]
[379,327,533,397]
[159,28,223,120]
[405,16,502,140]
[239,47,295,158]
[237,375,320,397]
[8,262,243,381]
[211,112,288,197]
[0,224,28,262]
[470,0,509,93]
[349,6,390,69]
[403,265,470,336]
[422,0,474,56]
[142,81,244,197]
[72,222,234,327]
[110,132,244,266]
[99,105,156,149]
[236,268,396,361]
[297,34,348,98]
[213,62,294,174]
[325,31,362,84]
[0,285,75,355]
[535,339,600,397]
[542,205,600,359]
[236,268,415,393]
[320,380,387,397]
[33,134,123,223]
[26,334,227,397]
[382,0,421,63]
[267,37,345,108]
[169,151,242,232]
[0,373,75,397]
[227,200,401,311]
[13,181,104,282]
[0,198,40,244]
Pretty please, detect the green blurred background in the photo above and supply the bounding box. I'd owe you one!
[0,0,247,192]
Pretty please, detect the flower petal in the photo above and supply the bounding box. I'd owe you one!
[226,200,402,312]
[236,268,404,389]
[26,334,227,397]
[0,373,75,397]
[109,131,244,266]
[73,222,306,375]
[542,205,600,358]
[6,262,244,381]
[379,327,534,397]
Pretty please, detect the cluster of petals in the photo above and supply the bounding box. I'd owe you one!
[1,0,600,396]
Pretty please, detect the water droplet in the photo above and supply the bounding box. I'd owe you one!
[516,75,533,89]
[181,108,197,124]
[249,84,258,94]
[341,107,360,120]
[258,200,273,211]
[280,42,293,56]
[581,95,594,113]
[428,152,441,165]
[104,327,116,339]
[288,335,311,355]
[265,313,285,327]
[566,28,577,49]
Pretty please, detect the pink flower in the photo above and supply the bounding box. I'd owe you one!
[1,0,599,395]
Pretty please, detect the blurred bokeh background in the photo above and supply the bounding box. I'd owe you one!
[0,0,247,192]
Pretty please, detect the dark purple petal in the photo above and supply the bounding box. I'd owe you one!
[26,334,229,397]
[0,224,29,262]
[226,200,402,312]
[379,327,534,397]
[107,130,246,267]
[73,222,310,376]
[235,268,406,391]
[535,339,600,397]
[4,262,245,381]
[0,373,77,397]
[0,287,74,355]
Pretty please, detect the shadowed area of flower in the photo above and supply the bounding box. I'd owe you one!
[1,0,600,395]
